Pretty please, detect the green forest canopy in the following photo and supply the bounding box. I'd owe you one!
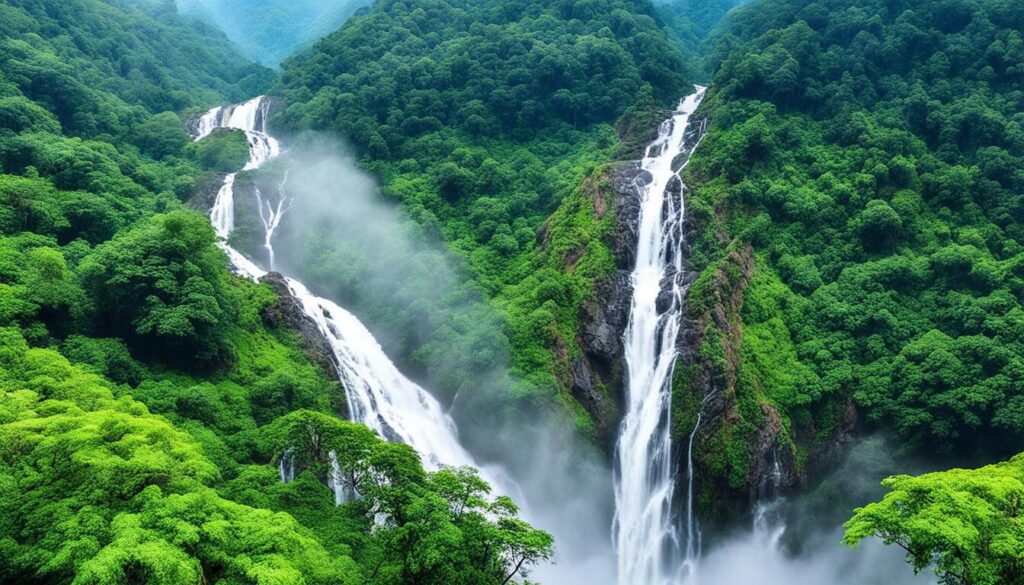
[0,0,548,583]
[3,0,1024,581]
[684,0,1024,477]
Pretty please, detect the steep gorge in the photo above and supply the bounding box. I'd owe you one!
[3,0,1020,582]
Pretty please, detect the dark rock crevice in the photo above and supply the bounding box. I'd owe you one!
[188,172,227,211]
[567,162,649,451]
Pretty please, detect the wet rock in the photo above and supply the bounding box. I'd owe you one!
[749,404,797,503]
[669,108,858,523]
[666,174,683,197]
[570,356,615,436]
[611,163,648,269]
[801,398,858,485]
[576,269,631,449]
[581,270,632,363]
[655,289,675,315]
[571,166,648,449]
[259,272,349,419]
[188,172,228,212]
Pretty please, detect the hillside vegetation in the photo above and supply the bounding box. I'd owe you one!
[679,0,1024,535]
[0,1,548,583]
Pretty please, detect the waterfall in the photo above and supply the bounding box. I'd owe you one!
[613,86,706,585]
[681,390,715,580]
[278,449,296,483]
[254,170,291,271]
[191,96,500,500]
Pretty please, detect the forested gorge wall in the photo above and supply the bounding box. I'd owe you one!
[663,0,1024,525]
[271,0,697,448]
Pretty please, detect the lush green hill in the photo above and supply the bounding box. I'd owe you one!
[176,0,373,66]
[0,0,273,126]
[678,0,1024,523]
[656,0,752,40]
[0,1,548,583]
[274,0,691,438]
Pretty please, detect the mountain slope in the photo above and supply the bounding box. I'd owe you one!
[0,1,548,583]
[176,0,373,66]
[678,0,1024,522]
[0,0,272,123]
[274,0,692,443]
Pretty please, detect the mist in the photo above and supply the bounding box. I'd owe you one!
[176,0,371,66]
[697,522,936,585]
[240,135,934,585]
[693,436,938,585]
[241,133,618,583]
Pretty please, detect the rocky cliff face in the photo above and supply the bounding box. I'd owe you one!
[565,165,640,450]
[189,172,228,211]
[581,101,857,528]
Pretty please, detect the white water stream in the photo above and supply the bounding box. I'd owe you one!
[192,96,500,500]
[614,86,707,585]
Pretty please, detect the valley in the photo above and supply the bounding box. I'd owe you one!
[1,0,1022,584]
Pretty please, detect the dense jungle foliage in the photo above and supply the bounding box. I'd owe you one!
[4,0,1024,580]
[845,453,1024,585]
[274,0,691,436]
[0,0,273,127]
[678,0,1024,576]
[0,1,548,583]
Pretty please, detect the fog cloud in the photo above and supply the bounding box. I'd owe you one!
[249,133,618,582]
[248,135,933,585]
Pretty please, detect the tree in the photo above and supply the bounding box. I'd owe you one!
[78,210,234,365]
[845,455,1024,585]
[856,200,902,251]
[132,112,190,160]
[263,409,553,585]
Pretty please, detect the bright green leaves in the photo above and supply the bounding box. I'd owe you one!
[262,410,553,585]
[277,0,688,151]
[0,334,358,585]
[265,410,376,485]
[845,455,1024,585]
[0,95,60,134]
[0,174,71,237]
[0,0,270,135]
[855,200,902,251]
[859,330,1024,451]
[131,112,190,161]
[0,235,92,346]
[686,0,1024,462]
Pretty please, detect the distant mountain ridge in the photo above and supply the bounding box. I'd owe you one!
[176,0,373,66]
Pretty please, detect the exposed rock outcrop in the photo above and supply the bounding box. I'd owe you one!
[566,163,648,450]
[259,271,349,419]
[610,162,648,270]
[575,268,631,447]
[189,172,228,212]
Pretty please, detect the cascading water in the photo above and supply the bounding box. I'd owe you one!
[613,86,706,585]
[191,96,501,498]
[255,170,291,271]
